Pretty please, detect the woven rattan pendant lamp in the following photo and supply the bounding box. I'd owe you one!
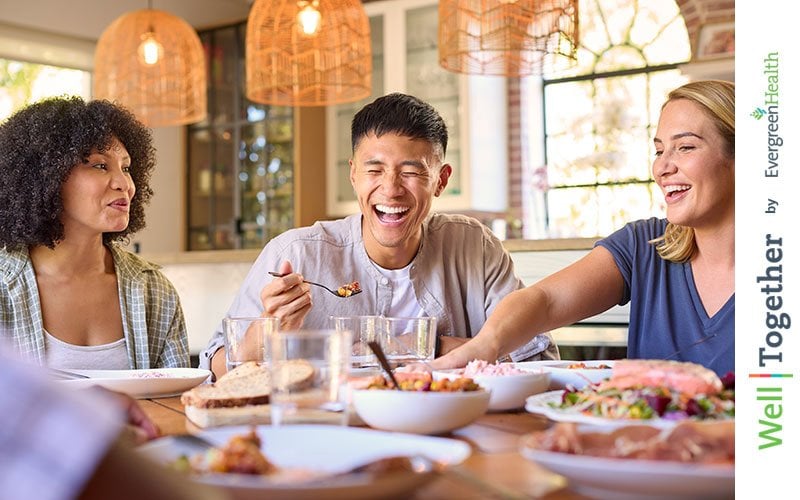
[439,0,579,77]
[246,0,371,106]
[93,4,207,127]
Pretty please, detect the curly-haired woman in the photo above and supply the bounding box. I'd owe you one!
[0,96,189,369]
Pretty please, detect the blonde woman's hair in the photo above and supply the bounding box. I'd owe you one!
[651,80,735,263]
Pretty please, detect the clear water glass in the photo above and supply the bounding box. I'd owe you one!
[222,316,278,371]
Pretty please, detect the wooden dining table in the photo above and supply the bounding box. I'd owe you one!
[139,397,590,499]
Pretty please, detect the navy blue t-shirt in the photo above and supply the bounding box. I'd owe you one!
[596,218,734,376]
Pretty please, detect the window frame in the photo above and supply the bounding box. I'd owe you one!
[540,62,683,229]
[526,0,693,239]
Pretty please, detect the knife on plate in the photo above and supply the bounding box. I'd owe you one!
[49,368,90,380]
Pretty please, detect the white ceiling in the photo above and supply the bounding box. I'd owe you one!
[0,0,253,41]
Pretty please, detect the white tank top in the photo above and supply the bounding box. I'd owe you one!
[44,330,129,370]
[373,262,425,318]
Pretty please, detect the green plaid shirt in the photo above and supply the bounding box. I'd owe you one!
[1,244,189,368]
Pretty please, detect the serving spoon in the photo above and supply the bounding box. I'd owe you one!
[368,341,402,390]
[268,271,362,298]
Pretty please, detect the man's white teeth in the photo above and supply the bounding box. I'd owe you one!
[665,185,690,193]
[376,204,409,214]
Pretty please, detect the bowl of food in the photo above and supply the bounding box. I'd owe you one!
[434,360,550,411]
[351,373,491,435]
[516,360,615,390]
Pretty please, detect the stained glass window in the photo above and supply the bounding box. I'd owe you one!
[526,0,691,238]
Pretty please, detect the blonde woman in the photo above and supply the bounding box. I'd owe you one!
[434,80,734,376]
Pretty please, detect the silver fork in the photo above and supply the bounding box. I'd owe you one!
[172,433,217,452]
[268,271,362,298]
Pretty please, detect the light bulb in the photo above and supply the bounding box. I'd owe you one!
[297,2,321,36]
[138,32,163,65]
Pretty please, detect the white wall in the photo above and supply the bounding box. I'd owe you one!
[0,21,94,70]
[511,250,630,324]
[158,261,254,354]
[128,126,186,253]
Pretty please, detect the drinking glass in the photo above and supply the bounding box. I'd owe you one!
[331,315,383,368]
[222,316,278,371]
[380,316,437,367]
[270,329,351,426]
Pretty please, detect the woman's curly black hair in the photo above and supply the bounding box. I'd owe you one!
[0,96,155,250]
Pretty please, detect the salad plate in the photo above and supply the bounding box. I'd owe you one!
[525,390,679,428]
[526,384,734,428]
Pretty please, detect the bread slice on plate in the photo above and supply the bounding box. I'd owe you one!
[185,403,272,428]
[181,359,316,428]
[271,359,316,391]
[181,361,271,409]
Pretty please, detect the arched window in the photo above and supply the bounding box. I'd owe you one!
[523,0,691,238]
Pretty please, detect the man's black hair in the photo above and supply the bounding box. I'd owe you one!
[351,93,448,156]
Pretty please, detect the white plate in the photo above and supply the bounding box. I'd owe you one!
[139,425,471,500]
[514,360,614,390]
[58,368,211,398]
[525,390,677,429]
[520,445,733,499]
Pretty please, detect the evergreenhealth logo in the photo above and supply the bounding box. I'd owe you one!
[752,51,787,453]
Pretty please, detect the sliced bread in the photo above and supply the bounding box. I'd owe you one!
[180,359,317,409]
[181,361,271,409]
[185,403,271,428]
[271,359,316,392]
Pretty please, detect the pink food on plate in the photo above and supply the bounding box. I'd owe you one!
[598,359,723,397]
[463,359,527,377]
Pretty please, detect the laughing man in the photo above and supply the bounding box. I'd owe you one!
[201,93,558,377]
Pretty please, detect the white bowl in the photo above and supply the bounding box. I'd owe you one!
[352,389,491,435]
[433,369,550,411]
[515,360,615,390]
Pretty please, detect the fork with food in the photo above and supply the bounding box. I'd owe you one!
[268,271,362,298]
